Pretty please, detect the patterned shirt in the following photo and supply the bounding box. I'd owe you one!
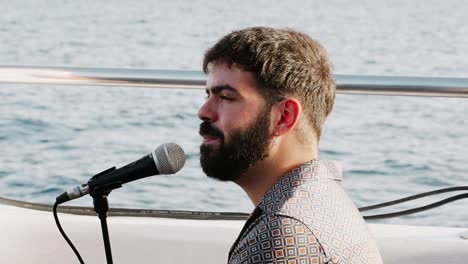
[228,160,383,264]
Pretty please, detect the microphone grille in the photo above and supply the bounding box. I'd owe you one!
[153,143,186,174]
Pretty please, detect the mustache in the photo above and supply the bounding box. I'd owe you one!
[199,121,224,139]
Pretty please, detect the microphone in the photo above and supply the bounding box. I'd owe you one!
[56,143,186,204]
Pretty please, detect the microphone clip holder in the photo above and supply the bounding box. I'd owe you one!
[88,167,124,195]
[89,167,123,264]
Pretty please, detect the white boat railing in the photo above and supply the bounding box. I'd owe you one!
[1,65,468,98]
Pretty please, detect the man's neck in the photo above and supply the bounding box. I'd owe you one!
[235,143,317,206]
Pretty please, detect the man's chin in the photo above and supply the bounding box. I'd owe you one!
[203,167,242,182]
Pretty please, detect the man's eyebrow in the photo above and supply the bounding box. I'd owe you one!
[205,85,238,94]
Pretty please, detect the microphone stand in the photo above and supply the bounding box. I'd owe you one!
[92,191,113,264]
[89,168,122,264]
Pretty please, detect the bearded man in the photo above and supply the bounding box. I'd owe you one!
[198,27,383,264]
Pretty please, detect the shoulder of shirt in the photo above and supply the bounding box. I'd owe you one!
[253,213,321,243]
[237,213,326,262]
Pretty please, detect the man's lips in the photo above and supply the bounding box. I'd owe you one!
[201,135,219,144]
[199,122,223,144]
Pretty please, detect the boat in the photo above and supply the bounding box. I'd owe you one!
[1,194,468,263]
[1,66,468,263]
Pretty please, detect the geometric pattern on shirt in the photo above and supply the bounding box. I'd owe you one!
[228,159,384,264]
[229,213,325,264]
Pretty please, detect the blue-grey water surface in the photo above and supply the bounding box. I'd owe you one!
[1,0,467,227]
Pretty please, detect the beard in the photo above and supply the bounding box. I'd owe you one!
[199,108,271,182]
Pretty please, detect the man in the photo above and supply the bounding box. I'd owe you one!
[198,27,383,264]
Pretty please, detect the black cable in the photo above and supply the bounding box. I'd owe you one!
[363,193,468,220]
[53,201,85,264]
[359,186,468,212]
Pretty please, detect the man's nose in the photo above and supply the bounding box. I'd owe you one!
[197,99,217,122]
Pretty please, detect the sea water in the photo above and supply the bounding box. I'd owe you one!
[0,0,467,227]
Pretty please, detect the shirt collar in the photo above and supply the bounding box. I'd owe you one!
[257,159,342,212]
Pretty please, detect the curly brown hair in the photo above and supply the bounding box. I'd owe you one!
[203,27,335,142]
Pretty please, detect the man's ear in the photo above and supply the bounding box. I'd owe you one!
[273,98,302,136]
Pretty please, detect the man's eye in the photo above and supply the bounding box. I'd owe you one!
[220,94,233,100]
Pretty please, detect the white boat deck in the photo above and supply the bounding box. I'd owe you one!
[1,202,468,263]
